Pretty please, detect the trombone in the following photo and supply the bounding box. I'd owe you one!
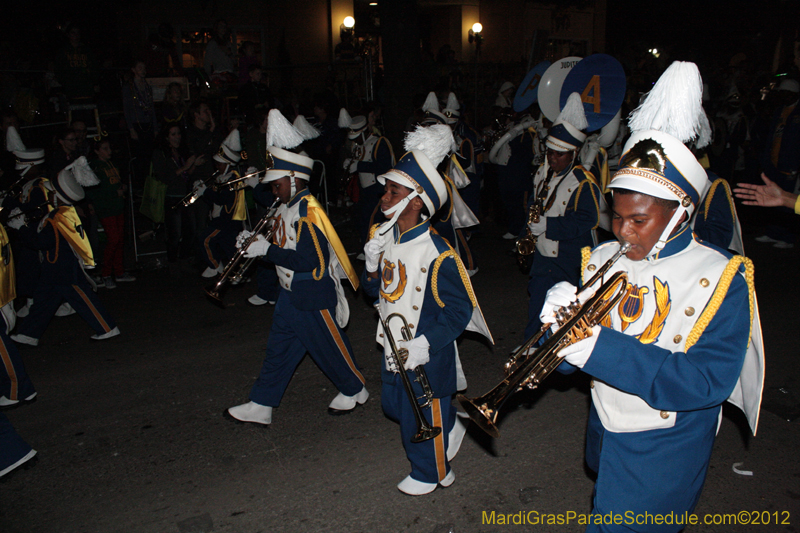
[378,309,441,443]
[212,168,265,192]
[205,200,280,306]
[457,242,631,438]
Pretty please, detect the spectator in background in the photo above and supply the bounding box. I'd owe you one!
[151,124,204,265]
[204,19,236,87]
[122,59,158,186]
[144,23,183,78]
[238,41,260,86]
[237,64,274,127]
[86,137,135,288]
[47,127,77,180]
[54,23,99,104]
[70,120,91,158]
[159,82,187,130]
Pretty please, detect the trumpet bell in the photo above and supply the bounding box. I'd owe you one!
[411,425,442,444]
[456,394,500,438]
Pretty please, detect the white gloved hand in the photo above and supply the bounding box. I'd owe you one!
[348,160,359,174]
[193,180,207,196]
[400,335,430,371]
[6,208,25,230]
[343,158,352,170]
[558,324,601,368]
[363,235,386,272]
[528,216,546,236]
[236,230,254,249]
[243,234,271,258]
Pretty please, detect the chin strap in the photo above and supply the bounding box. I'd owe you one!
[377,192,417,236]
[647,206,687,258]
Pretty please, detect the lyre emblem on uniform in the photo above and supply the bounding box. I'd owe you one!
[272,214,286,247]
[380,259,407,304]
[75,223,85,239]
[617,283,650,332]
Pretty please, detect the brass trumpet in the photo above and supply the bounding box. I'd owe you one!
[457,242,631,438]
[212,168,264,192]
[205,200,280,306]
[378,310,441,443]
[172,170,222,209]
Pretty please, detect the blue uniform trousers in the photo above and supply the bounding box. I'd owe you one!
[382,373,456,484]
[0,412,33,477]
[199,227,237,270]
[0,330,35,401]
[249,289,365,407]
[16,275,117,340]
[255,261,279,302]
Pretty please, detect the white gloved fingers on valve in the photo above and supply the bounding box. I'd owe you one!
[558,325,601,368]
[348,160,359,174]
[576,283,598,305]
[528,217,546,236]
[400,335,430,370]
[245,176,260,188]
[243,234,271,258]
[236,230,254,249]
[246,166,259,175]
[6,208,25,230]
[193,180,204,189]
[539,281,579,324]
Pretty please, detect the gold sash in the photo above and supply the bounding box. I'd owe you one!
[0,226,16,308]
[48,206,95,267]
[303,196,359,290]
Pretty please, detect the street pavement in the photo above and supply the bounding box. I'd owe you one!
[1,211,798,533]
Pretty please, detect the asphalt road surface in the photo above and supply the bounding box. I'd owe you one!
[1,211,798,533]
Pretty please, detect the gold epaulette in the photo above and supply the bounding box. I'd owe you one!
[685,256,754,351]
[296,217,326,281]
[431,249,477,308]
[703,178,736,223]
[572,175,601,229]
[580,246,592,285]
[368,223,382,240]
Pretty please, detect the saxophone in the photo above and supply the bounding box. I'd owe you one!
[516,167,552,258]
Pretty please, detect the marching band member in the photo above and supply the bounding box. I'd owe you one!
[10,158,119,346]
[196,128,247,278]
[362,124,492,495]
[541,62,763,532]
[341,108,395,250]
[226,110,366,425]
[523,93,603,339]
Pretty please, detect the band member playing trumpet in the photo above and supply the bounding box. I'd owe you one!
[226,112,366,425]
[540,62,763,532]
[362,124,492,496]
[523,93,603,339]
[196,129,247,278]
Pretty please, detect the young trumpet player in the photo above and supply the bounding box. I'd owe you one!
[195,128,248,278]
[226,110,366,426]
[540,62,764,532]
[362,124,492,496]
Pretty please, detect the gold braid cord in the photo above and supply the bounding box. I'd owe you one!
[703,179,737,224]
[573,169,602,230]
[296,217,326,281]
[685,256,755,351]
[45,219,60,264]
[368,223,381,240]
[431,250,477,308]
[580,246,592,285]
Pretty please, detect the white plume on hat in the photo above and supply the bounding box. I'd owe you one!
[628,61,711,148]
[66,156,100,187]
[293,115,321,141]
[404,124,455,168]
[556,93,588,131]
[444,92,460,113]
[266,109,304,150]
[5,126,25,152]
[422,92,440,114]
[338,108,353,129]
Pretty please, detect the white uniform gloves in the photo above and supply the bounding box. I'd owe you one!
[539,281,600,368]
[528,216,547,236]
[6,208,25,230]
[363,235,386,273]
[399,334,430,370]
[236,232,270,258]
[193,180,207,197]
[245,167,261,188]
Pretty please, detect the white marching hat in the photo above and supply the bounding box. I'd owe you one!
[214,129,243,165]
[49,156,99,204]
[443,92,460,124]
[545,92,588,152]
[347,115,368,139]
